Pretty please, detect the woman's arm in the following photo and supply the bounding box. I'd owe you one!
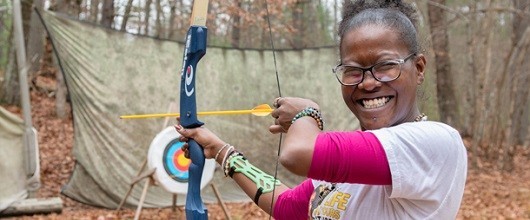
[280,121,391,185]
[307,131,391,184]
[175,125,290,214]
[270,97,391,184]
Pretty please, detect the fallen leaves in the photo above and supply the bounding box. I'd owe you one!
[2,91,529,219]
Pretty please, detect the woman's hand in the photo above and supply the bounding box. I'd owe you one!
[175,124,226,160]
[269,97,320,134]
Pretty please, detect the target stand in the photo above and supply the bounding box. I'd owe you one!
[116,126,232,220]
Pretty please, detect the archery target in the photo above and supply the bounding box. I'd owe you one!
[147,126,216,194]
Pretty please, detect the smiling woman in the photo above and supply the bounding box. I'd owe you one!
[175,0,468,219]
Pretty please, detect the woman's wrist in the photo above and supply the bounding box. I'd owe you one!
[214,143,230,162]
[291,107,324,130]
[217,145,234,165]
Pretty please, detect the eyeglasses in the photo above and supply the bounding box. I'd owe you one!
[332,53,416,86]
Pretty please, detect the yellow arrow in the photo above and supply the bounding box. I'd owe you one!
[120,104,273,119]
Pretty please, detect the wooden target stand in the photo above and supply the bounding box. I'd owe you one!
[116,103,232,220]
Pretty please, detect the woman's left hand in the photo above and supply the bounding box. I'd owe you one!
[175,119,226,160]
[269,97,320,134]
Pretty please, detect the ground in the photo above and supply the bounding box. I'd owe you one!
[2,91,530,219]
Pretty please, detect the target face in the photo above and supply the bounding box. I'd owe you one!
[148,126,215,194]
[162,139,190,182]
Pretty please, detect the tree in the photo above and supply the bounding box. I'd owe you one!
[510,0,530,148]
[427,0,460,129]
[101,0,114,28]
[230,0,242,47]
[27,0,45,77]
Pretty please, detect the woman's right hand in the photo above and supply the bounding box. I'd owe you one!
[175,124,227,160]
[269,97,320,134]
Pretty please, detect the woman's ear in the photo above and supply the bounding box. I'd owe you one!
[414,54,426,85]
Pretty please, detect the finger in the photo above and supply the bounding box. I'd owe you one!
[174,125,188,137]
[273,97,283,108]
[270,109,280,119]
[268,124,285,134]
[181,144,190,157]
[178,136,189,142]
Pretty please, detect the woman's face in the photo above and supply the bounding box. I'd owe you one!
[339,24,426,130]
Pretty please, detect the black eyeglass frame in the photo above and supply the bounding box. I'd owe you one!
[332,53,417,86]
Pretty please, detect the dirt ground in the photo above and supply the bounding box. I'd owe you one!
[2,91,529,219]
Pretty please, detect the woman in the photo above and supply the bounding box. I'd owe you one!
[176,0,467,219]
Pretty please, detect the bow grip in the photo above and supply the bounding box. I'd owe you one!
[185,139,208,219]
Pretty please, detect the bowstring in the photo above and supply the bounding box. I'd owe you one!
[264,0,282,219]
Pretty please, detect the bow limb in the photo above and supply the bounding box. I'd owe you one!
[180,0,209,219]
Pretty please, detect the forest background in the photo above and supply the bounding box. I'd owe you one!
[0,0,529,219]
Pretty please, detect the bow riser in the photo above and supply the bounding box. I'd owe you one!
[180,25,208,220]
[180,26,207,128]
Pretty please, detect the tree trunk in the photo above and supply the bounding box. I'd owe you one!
[292,0,306,48]
[21,0,32,41]
[155,0,163,38]
[167,0,178,39]
[120,0,134,31]
[465,2,478,168]
[143,0,152,35]
[501,26,530,171]
[427,0,459,129]
[511,0,530,145]
[101,0,114,28]
[27,1,45,79]
[472,0,495,161]
[231,0,241,47]
[90,0,99,23]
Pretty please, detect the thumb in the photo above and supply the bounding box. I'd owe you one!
[269,124,285,134]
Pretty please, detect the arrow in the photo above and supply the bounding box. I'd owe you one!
[120,104,273,119]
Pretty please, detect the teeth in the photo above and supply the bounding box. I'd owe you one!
[362,97,389,109]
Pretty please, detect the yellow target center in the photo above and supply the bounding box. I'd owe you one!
[177,153,191,167]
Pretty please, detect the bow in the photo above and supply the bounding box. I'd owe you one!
[179,0,209,219]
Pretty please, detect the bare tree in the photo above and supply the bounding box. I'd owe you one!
[292,0,306,48]
[510,0,530,147]
[120,0,134,31]
[27,1,45,78]
[143,0,152,35]
[101,0,114,28]
[155,0,164,38]
[90,0,99,23]
[427,0,460,129]
[231,0,242,47]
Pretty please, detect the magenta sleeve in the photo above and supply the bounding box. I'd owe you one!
[307,131,391,185]
[273,179,314,220]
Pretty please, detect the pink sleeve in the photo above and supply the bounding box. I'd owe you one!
[273,179,314,220]
[307,131,391,185]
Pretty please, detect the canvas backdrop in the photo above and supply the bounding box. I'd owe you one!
[42,11,359,208]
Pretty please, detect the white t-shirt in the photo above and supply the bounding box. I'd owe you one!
[310,121,467,219]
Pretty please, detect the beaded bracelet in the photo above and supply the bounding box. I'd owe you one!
[223,150,244,177]
[214,143,230,162]
[220,146,235,173]
[291,107,324,130]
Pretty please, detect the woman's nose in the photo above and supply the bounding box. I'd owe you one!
[357,71,382,90]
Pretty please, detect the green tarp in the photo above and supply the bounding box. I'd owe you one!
[43,11,358,209]
[0,107,27,211]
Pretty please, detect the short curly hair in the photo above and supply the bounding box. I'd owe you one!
[338,0,420,54]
